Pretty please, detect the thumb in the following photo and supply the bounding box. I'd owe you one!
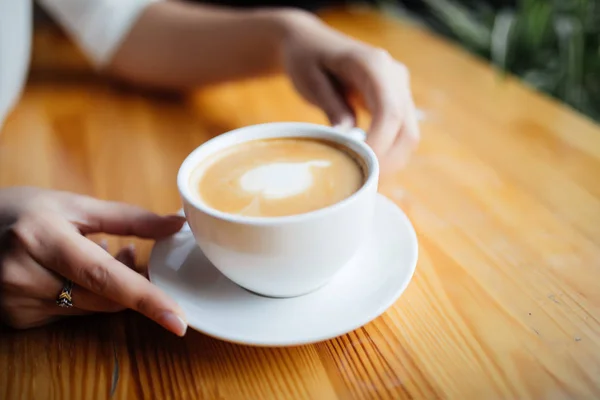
[68,195,185,238]
[299,65,355,128]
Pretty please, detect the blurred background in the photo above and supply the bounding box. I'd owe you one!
[33,0,599,122]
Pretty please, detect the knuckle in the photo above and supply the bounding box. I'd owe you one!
[62,195,85,215]
[134,295,152,315]
[11,212,53,253]
[408,120,421,139]
[336,49,356,65]
[17,188,45,208]
[22,192,60,216]
[303,71,323,94]
[386,106,405,124]
[356,48,392,70]
[65,194,96,216]
[409,130,421,144]
[334,49,366,73]
[373,48,392,62]
[79,262,110,294]
[11,216,37,247]
[351,47,388,68]
[404,132,421,149]
[15,216,64,271]
[396,62,410,80]
[0,257,24,292]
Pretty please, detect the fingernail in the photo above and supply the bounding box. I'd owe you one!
[158,311,187,337]
[127,243,136,256]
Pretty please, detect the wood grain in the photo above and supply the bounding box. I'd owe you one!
[2,8,600,400]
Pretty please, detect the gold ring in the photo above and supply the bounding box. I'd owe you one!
[56,279,74,308]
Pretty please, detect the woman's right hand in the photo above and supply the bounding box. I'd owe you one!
[0,187,188,336]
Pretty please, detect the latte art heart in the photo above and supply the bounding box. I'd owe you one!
[192,138,365,217]
[239,161,331,199]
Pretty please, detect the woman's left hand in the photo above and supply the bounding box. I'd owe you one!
[0,187,187,335]
[280,12,420,171]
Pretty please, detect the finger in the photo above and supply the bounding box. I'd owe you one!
[366,100,404,157]
[54,290,123,314]
[364,69,407,157]
[16,215,187,336]
[20,259,127,312]
[72,245,136,313]
[70,286,126,313]
[3,241,132,314]
[67,245,136,313]
[381,97,420,172]
[67,196,185,238]
[297,64,355,128]
[341,52,407,156]
[1,248,120,313]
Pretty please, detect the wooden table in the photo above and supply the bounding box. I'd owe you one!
[2,8,600,400]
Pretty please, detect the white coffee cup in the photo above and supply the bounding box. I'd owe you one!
[177,122,379,298]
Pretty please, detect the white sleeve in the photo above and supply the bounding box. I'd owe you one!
[37,0,161,69]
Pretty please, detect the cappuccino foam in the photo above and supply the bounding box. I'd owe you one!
[191,138,365,217]
[239,160,331,199]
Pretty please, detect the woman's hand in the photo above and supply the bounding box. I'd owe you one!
[281,12,420,171]
[106,3,418,171]
[0,187,187,335]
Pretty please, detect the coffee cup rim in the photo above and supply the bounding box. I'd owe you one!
[177,122,379,226]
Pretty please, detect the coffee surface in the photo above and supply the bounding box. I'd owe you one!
[192,138,365,217]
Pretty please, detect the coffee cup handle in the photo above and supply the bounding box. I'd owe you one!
[347,127,367,142]
[334,125,367,142]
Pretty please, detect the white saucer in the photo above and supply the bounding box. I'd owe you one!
[149,194,418,346]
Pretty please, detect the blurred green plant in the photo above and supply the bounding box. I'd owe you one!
[382,0,600,121]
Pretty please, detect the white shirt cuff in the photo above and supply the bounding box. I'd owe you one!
[38,0,161,69]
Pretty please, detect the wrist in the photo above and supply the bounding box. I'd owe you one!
[271,8,321,33]
[253,8,322,69]
[255,8,322,43]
